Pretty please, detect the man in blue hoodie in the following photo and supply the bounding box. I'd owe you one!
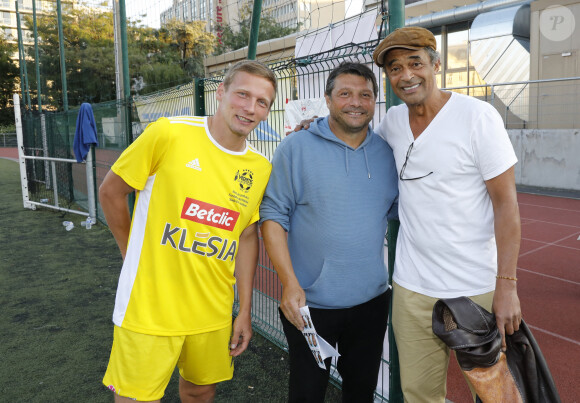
[260,62,399,402]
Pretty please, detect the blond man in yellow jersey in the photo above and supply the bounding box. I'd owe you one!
[99,60,277,403]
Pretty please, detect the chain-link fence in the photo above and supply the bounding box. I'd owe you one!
[443,76,580,130]
[0,133,17,147]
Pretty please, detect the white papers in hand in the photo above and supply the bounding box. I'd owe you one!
[299,306,340,369]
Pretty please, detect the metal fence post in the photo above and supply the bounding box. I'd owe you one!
[15,1,31,110]
[56,0,75,201]
[40,114,50,189]
[387,219,402,403]
[116,0,135,214]
[51,158,59,208]
[56,0,68,112]
[386,1,404,401]
[247,0,263,60]
[386,0,404,110]
[194,78,206,116]
[86,147,97,223]
[33,0,42,113]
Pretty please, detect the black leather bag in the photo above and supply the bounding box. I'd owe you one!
[432,297,561,403]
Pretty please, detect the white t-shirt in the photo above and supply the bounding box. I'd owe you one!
[378,92,517,298]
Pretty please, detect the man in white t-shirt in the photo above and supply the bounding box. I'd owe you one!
[372,27,522,402]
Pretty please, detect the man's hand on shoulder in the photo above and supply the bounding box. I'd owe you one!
[293,117,317,133]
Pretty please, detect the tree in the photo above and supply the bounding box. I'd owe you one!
[22,4,218,109]
[161,20,216,78]
[0,33,19,125]
[216,3,299,54]
[24,5,117,107]
[127,23,191,95]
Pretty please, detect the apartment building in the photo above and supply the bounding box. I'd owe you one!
[0,0,53,47]
[160,0,346,34]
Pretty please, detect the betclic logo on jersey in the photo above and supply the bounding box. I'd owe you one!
[181,198,239,231]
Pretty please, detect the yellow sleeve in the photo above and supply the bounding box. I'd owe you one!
[111,118,171,190]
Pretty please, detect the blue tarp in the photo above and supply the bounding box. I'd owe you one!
[254,120,281,141]
[73,103,99,163]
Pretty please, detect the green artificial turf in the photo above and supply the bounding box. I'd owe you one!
[0,158,342,402]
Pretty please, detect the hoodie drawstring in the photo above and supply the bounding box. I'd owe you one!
[363,147,371,179]
[344,146,371,179]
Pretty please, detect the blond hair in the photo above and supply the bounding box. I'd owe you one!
[223,60,277,95]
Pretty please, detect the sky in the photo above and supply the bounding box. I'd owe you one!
[122,0,173,29]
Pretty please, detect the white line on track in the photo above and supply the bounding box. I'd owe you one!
[526,324,580,347]
[518,202,580,214]
[517,267,580,286]
[519,217,580,230]
[521,237,580,252]
[519,232,580,257]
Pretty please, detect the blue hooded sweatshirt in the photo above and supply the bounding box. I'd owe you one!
[260,117,399,309]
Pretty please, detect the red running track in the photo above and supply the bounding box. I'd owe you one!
[0,147,18,160]
[447,192,580,403]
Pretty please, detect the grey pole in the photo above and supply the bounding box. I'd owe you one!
[32,0,42,112]
[56,0,68,112]
[15,1,31,110]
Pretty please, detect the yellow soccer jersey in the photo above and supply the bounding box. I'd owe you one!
[110,116,272,336]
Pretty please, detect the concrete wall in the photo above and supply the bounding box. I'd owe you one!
[204,34,297,75]
[509,129,580,191]
[530,0,580,81]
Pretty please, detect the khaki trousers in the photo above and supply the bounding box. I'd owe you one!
[392,282,494,403]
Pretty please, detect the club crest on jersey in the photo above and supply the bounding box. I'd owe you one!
[234,169,254,193]
[181,198,239,231]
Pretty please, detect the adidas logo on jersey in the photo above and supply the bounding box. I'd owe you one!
[186,158,201,171]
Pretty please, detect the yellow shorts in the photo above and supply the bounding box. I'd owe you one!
[102,325,234,401]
